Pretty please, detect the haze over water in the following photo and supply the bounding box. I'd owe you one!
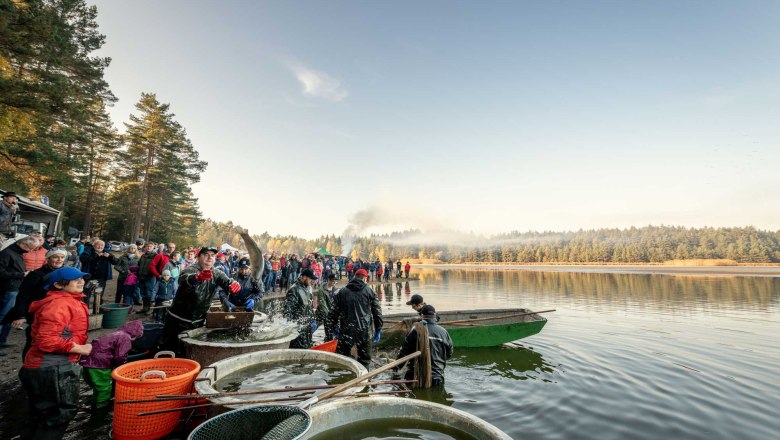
[374,268,780,439]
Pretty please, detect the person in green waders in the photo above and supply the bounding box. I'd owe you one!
[315,273,338,341]
[284,268,318,348]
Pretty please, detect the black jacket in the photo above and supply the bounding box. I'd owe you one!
[329,278,383,337]
[168,264,234,322]
[0,242,28,292]
[81,251,117,280]
[2,264,55,324]
[222,273,261,305]
[397,319,453,383]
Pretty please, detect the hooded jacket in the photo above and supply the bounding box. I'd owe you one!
[396,318,453,383]
[329,278,383,337]
[23,290,89,368]
[80,320,144,369]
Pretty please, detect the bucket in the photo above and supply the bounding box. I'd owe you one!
[310,340,337,352]
[188,405,311,440]
[112,352,201,440]
[132,323,165,352]
[101,303,131,328]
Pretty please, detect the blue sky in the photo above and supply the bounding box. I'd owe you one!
[92,0,780,238]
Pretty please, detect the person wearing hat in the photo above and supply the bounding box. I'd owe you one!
[393,304,453,388]
[152,269,176,322]
[0,191,19,239]
[19,266,92,439]
[1,248,67,358]
[315,273,338,341]
[135,242,159,314]
[161,246,241,354]
[405,294,440,322]
[220,257,261,311]
[283,267,318,349]
[328,268,383,368]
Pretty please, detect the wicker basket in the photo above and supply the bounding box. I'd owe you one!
[112,352,201,440]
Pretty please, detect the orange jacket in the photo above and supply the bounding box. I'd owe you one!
[23,246,47,271]
[23,291,89,368]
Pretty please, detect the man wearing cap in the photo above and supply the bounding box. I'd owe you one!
[406,294,440,322]
[220,257,261,311]
[329,268,383,368]
[162,246,241,354]
[283,268,318,349]
[0,191,19,239]
[393,304,453,388]
[315,273,338,341]
[2,248,67,357]
[20,266,92,438]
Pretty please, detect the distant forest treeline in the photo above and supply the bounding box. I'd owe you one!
[199,221,780,264]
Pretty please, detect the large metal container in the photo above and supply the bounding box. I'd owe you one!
[194,349,368,416]
[178,325,298,366]
[301,397,513,440]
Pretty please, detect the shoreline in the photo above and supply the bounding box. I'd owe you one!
[415,263,780,277]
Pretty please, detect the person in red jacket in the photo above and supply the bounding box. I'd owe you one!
[19,266,92,439]
[149,248,171,280]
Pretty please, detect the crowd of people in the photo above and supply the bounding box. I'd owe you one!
[0,193,444,438]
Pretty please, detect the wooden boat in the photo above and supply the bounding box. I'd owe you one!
[382,308,550,348]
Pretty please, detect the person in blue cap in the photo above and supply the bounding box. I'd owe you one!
[19,266,92,439]
[221,257,261,311]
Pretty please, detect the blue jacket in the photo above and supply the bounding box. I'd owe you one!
[155,279,176,301]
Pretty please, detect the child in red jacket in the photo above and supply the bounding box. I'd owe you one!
[19,267,92,439]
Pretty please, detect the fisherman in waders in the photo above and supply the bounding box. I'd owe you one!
[161,247,241,355]
[315,273,338,341]
[329,268,383,368]
[393,305,453,388]
[283,268,318,348]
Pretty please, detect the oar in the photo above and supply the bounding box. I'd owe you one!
[136,389,412,416]
[117,380,415,404]
[442,309,555,325]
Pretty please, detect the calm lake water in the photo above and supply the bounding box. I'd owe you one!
[370,267,780,440]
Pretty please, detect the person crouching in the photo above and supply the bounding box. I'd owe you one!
[19,267,93,439]
[80,319,143,411]
[221,258,261,311]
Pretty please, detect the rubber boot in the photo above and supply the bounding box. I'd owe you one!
[139,299,151,315]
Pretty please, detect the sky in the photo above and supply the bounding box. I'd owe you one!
[91,0,780,238]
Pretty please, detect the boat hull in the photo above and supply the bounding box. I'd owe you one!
[382,308,548,348]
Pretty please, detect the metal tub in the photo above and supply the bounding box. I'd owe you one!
[179,325,297,367]
[301,397,512,440]
[194,349,368,416]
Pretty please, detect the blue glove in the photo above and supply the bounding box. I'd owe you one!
[311,321,318,333]
[245,299,255,311]
[373,329,381,344]
[226,301,235,310]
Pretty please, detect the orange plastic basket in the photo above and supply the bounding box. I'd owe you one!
[112,352,201,440]
[311,339,338,352]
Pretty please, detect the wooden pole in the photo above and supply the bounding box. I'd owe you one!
[137,389,411,416]
[117,380,416,404]
[442,309,555,325]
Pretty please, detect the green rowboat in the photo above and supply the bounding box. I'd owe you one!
[382,308,549,348]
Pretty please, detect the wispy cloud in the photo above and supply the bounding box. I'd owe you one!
[290,63,348,101]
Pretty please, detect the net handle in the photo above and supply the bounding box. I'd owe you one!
[299,350,421,408]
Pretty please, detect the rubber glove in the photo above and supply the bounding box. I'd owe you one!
[226,300,235,310]
[245,299,255,310]
[311,321,318,333]
[195,270,213,282]
[373,329,381,344]
[229,281,241,293]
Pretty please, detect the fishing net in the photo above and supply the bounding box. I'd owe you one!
[188,405,310,440]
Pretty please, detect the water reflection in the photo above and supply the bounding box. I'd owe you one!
[450,345,554,382]
[376,268,780,315]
